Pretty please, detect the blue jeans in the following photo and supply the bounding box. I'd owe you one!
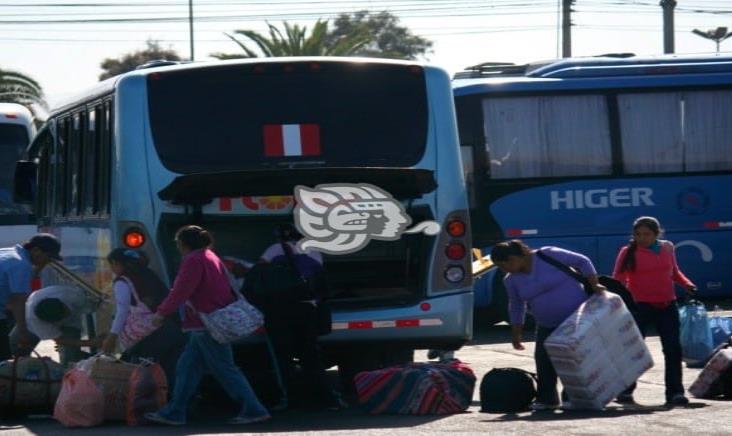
[157,331,269,422]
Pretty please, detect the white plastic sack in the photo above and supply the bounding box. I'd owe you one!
[545,292,654,410]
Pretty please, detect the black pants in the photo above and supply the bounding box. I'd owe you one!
[535,326,562,405]
[0,318,11,361]
[622,302,684,400]
[266,303,337,407]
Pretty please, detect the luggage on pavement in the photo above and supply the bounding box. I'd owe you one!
[77,354,168,424]
[126,362,168,425]
[544,292,653,410]
[355,360,476,415]
[709,313,732,348]
[0,354,65,415]
[679,300,715,368]
[689,339,732,399]
[479,367,536,413]
[53,368,104,427]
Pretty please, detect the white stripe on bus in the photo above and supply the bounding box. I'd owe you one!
[331,318,444,330]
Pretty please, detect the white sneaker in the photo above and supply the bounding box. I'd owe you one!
[530,401,560,411]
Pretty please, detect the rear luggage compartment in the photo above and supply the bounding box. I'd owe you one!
[158,204,435,309]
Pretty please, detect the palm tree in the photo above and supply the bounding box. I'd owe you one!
[0,68,47,110]
[211,20,372,59]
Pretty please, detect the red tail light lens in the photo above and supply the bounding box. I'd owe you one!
[445,242,466,260]
[124,229,145,248]
[446,220,466,237]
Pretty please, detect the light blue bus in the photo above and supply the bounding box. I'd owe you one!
[453,54,732,323]
[15,57,472,371]
[0,103,36,247]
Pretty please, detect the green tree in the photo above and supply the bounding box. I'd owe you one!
[327,10,433,60]
[99,40,182,80]
[211,19,371,59]
[0,68,46,110]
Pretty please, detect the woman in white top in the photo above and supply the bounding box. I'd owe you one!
[103,248,185,387]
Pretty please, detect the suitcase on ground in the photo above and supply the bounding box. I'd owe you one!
[0,354,65,415]
[354,360,475,415]
[689,341,732,399]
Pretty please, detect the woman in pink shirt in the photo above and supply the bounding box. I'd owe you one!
[145,225,270,426]
[613,216,696,406]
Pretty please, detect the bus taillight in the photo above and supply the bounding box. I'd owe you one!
[445,242,466,260]
[4,114,18,119]
[446,220,466,237]
[123,228,146,248]
[444,266,465,283]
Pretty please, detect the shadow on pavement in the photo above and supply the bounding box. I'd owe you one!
[478,402,707,422]
[11,407,450,435]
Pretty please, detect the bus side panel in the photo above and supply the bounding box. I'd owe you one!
[486,175,732,297]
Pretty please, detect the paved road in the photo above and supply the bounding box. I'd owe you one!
[3,308,732,435]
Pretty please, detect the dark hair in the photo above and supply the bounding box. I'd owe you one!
[490,239,531,262]
[107,247,169,311]
[35,298,68,323]
[175,225,213,250]
[619,216,663,272]
[275,223,301,242]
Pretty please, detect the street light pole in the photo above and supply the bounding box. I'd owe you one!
[188,0,195,61]
[692,27,732,53]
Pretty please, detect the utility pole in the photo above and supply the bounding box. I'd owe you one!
[562,0,573,57]
[660,0,676,54]
[188,0,195,61]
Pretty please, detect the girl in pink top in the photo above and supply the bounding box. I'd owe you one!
[145,225,270,426]
[612,216,696,406]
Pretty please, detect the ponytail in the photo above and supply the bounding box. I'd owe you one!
[175,225,214,250]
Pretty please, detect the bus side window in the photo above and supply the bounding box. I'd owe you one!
[54,117,69,218]
[83,107,98,217]
[98,100,112,216]
[32,127,53,224]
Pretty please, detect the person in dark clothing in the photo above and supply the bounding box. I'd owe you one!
[256,223,344,411]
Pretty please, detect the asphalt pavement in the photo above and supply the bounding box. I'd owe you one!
[3,306,732,435]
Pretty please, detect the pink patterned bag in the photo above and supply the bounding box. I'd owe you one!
[117,276,159,350]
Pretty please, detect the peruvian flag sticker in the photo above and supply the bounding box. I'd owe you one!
[263,123,321,157]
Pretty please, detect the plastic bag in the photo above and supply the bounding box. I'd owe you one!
[53,369,104,427]
[709,306,732,347]
[126,362,168,426]
[679,300,715,368]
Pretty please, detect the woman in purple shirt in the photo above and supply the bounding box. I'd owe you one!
[491,240,603,411]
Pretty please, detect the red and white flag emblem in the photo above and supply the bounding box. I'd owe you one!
[263,123,321,157]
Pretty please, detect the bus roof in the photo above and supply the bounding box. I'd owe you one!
[52,57,442,115]
[0,103,33,125]
[453,53,732,96]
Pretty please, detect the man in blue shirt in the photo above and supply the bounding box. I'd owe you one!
[0,233,62,360]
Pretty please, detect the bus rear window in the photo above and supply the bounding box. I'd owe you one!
[147,62,428,173]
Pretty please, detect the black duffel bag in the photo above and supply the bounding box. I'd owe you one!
[480,367,537,413]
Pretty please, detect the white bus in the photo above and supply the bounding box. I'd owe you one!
[0,103,36,247]
[15,58,473,375]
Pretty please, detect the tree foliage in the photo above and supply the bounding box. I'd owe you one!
[327,10,433,60]
[0,68,47,110]
[211,19,371,59]
[99,40,182,80]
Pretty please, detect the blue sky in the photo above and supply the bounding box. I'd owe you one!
[1,0,731,107]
